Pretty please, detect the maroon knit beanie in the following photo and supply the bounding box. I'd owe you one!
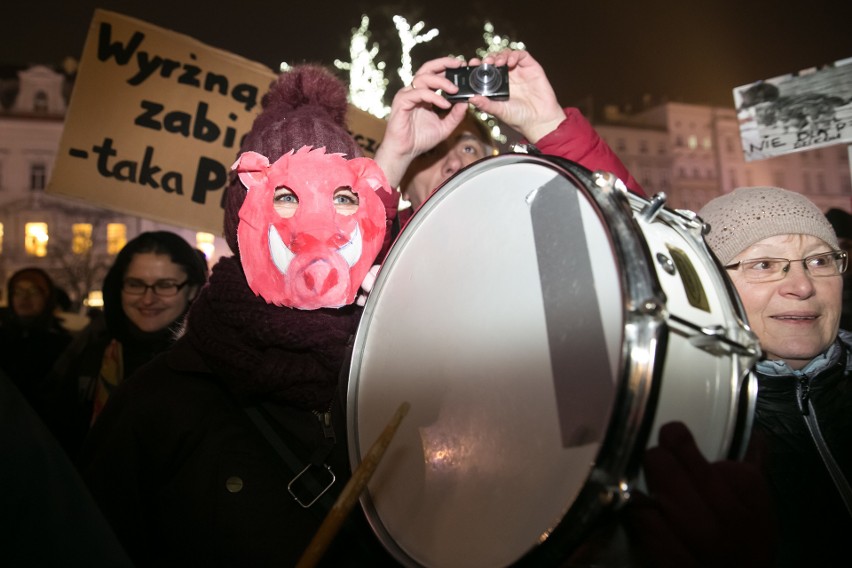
[223,65,365,255]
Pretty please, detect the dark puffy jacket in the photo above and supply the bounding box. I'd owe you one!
[752,330,852,567]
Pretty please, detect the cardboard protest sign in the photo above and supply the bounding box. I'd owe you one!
[733,57,852,162]
[49,10,387,234]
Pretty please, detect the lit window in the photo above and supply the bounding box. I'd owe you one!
[0,223,4,254]
[30,163,47,191]
[703,137,712,150]
[196,232,215,262]
[107,224,127,255]
[34,91,48,112]
[72,224,93,254]
[25,222,49,256]
[687,135,698,150]
[86,290,104,308]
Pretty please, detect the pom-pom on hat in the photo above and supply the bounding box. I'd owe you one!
[698,186,839,265]
[223,65,365,255]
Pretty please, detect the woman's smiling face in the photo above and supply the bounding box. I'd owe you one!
[727,234,842,369]
[121,252,197,333]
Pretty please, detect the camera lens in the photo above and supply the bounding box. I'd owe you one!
[468,64,503,95]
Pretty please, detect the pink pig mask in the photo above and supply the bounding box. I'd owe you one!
[233,146,388,310]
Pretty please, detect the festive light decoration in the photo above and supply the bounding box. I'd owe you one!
[476,21,526,57]
[279,18,522,145]
[393,16,439,88]
[334,16,391,118]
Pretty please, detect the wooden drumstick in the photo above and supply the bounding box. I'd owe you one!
[295,401,411,568]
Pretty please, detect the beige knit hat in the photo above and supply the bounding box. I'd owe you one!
[698,186,838,265]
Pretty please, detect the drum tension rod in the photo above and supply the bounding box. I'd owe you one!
[639,193,667,223]
[668,314,759,356]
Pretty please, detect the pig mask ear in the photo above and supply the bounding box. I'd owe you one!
[349,157,393,200]
[232,151,271,189]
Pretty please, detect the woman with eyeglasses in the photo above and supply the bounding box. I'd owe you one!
[699,186,852,567]
[46,231,208,458]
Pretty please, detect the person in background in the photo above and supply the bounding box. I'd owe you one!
[0,368,133,567]
[825,207,852,330]
[46,231,207,457]
[376,48,645,236]
[699,186,852,567]
[0,267,72,417]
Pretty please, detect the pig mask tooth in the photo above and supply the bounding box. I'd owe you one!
[268,225,295,275]
[337,225,362,267]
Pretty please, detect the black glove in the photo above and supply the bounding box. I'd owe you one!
[622,421,775,568]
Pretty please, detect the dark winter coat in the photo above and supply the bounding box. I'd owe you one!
[752,330,852,567]
[0,307,71,417]
[78,327,394,567]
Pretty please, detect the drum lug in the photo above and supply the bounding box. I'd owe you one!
[598,479,632,508]
[510,142,541,155]
[674,208,705,230]
[639,192,667,223]
[592,170,629,195]
[635,299,664,315]
[655,252,677,275]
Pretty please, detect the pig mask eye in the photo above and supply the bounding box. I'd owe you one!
[273,186,299,218]
[332,187,359,215]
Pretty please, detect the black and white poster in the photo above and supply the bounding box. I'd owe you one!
[734,57,852,162]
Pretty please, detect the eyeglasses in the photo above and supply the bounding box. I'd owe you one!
[724,250,848,283]
[122,278,191,297]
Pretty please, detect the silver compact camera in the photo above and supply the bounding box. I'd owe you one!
[444,64,509,102]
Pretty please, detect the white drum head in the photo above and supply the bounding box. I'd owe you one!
[348,156,624,567]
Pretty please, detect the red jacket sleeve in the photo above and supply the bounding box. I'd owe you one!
[534,108,646,198]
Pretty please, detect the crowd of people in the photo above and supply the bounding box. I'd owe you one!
[2,47,850,566]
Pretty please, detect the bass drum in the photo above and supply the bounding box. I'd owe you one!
[347,154,759,567]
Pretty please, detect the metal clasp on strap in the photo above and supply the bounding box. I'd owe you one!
[288,463,336,508]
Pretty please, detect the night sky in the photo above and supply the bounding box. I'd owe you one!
[3,0,851,109]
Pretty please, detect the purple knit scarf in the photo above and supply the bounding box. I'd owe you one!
[184,256,361,410]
